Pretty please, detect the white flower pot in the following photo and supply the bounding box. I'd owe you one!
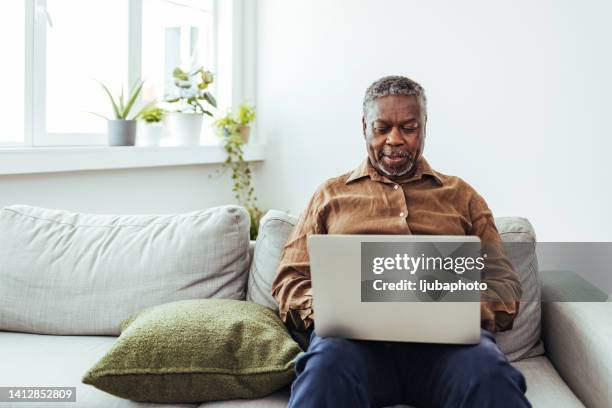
[201,115,219,145]
[165,112,203,146]
[138,123,163,147]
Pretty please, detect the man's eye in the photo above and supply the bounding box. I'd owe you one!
[375,127,389,133]
[402,127,417,133]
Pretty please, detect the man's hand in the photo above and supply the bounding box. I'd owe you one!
[288,308,315,331]
[481,301,519,333]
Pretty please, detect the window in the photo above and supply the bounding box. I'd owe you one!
[0,3,25,145]
[142,0,214,102]
[1,0,228,148]
[44,0,129,140]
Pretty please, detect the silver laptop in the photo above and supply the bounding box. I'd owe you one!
[308,235,482,344]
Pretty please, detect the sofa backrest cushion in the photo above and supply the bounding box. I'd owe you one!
[0,205,250,335]
[493,217,544,361]
[246,210,296,310]
[247,210,543,361]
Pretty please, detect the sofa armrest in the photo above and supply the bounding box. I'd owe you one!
[541,270,612,408]
[541,270,608,302]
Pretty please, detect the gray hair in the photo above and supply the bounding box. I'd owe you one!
[363,75,427,117]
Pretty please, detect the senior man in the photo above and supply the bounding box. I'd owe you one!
[271,76,529,408]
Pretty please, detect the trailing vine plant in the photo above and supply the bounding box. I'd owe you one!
[213,105,263,240]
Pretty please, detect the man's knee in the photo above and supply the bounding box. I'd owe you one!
[444,335,529,407]
[469,357,526,391]
[290,336,371,407]
[297,335,365,377]
[464,335,525,387]
[462,358,528,407]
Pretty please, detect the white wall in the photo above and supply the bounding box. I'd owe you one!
[0,165,242,214]
[0,1,608,291]
[255,0,612,242]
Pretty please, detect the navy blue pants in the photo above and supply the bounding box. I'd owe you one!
[288,329,530,408]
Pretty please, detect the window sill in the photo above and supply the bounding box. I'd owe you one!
[0,144,265,175]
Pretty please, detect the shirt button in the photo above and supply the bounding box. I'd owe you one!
[400,212,405,217]
[393,184,399,190]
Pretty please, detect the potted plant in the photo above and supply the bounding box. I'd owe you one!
[213,105,262,239]
[138,107,165,147]
[213,104,256,144]
[165,67,217,146]
[95,80,153,146]
[235,104,256,143]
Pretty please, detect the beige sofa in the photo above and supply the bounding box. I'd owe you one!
[0,205,609,408]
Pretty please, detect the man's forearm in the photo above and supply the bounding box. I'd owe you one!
[272,269,314,331]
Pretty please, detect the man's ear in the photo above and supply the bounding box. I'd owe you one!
[362,116,367,138]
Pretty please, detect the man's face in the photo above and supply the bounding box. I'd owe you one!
[362,94,426,179]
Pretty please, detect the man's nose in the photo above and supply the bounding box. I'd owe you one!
[386,127,404,145]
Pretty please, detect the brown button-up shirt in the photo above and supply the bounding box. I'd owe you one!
[271,157,522,333]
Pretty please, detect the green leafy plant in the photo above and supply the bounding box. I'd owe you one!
[213,103,256,136]
[141,107,166,124]
[213,105,262,239]
[165,67,217,116]
[236,104,256,126]
[213,114,240,136]
[94,80,154,120]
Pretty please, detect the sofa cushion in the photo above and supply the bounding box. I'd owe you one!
[512,356,585,407]
[0,331,583,408]
[247,210,543,361]
[247,210,297,310]
[197,388,290,408]
[83,299,302,403]
[0,205,250,335]
[494,217,544,361]
[0,331,293,408]
[0,331,190,408]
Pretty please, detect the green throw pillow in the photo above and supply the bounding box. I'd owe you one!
[82,299,303,403]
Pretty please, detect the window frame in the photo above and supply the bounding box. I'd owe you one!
[0,1,33,148]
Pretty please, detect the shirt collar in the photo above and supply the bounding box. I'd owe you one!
[345,157,443,185]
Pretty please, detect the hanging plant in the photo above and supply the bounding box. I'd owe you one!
[213,105,263,240]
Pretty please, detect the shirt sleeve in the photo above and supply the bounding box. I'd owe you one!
[469,191,523,332]
[271,186,327,331]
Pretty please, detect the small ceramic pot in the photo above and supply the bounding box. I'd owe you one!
[138,123,163,146]
[238,125,251,144]
[107,120,137,146]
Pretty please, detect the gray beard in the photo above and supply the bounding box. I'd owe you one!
[376,156,417,178]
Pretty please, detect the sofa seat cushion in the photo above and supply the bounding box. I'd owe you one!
[0,205,250,336]
[197,388,290,408]
[0,331,193,408]
[0,331,583,407]
[0,332,582,407]
[512,356,585,407]
[0,331,293,408]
